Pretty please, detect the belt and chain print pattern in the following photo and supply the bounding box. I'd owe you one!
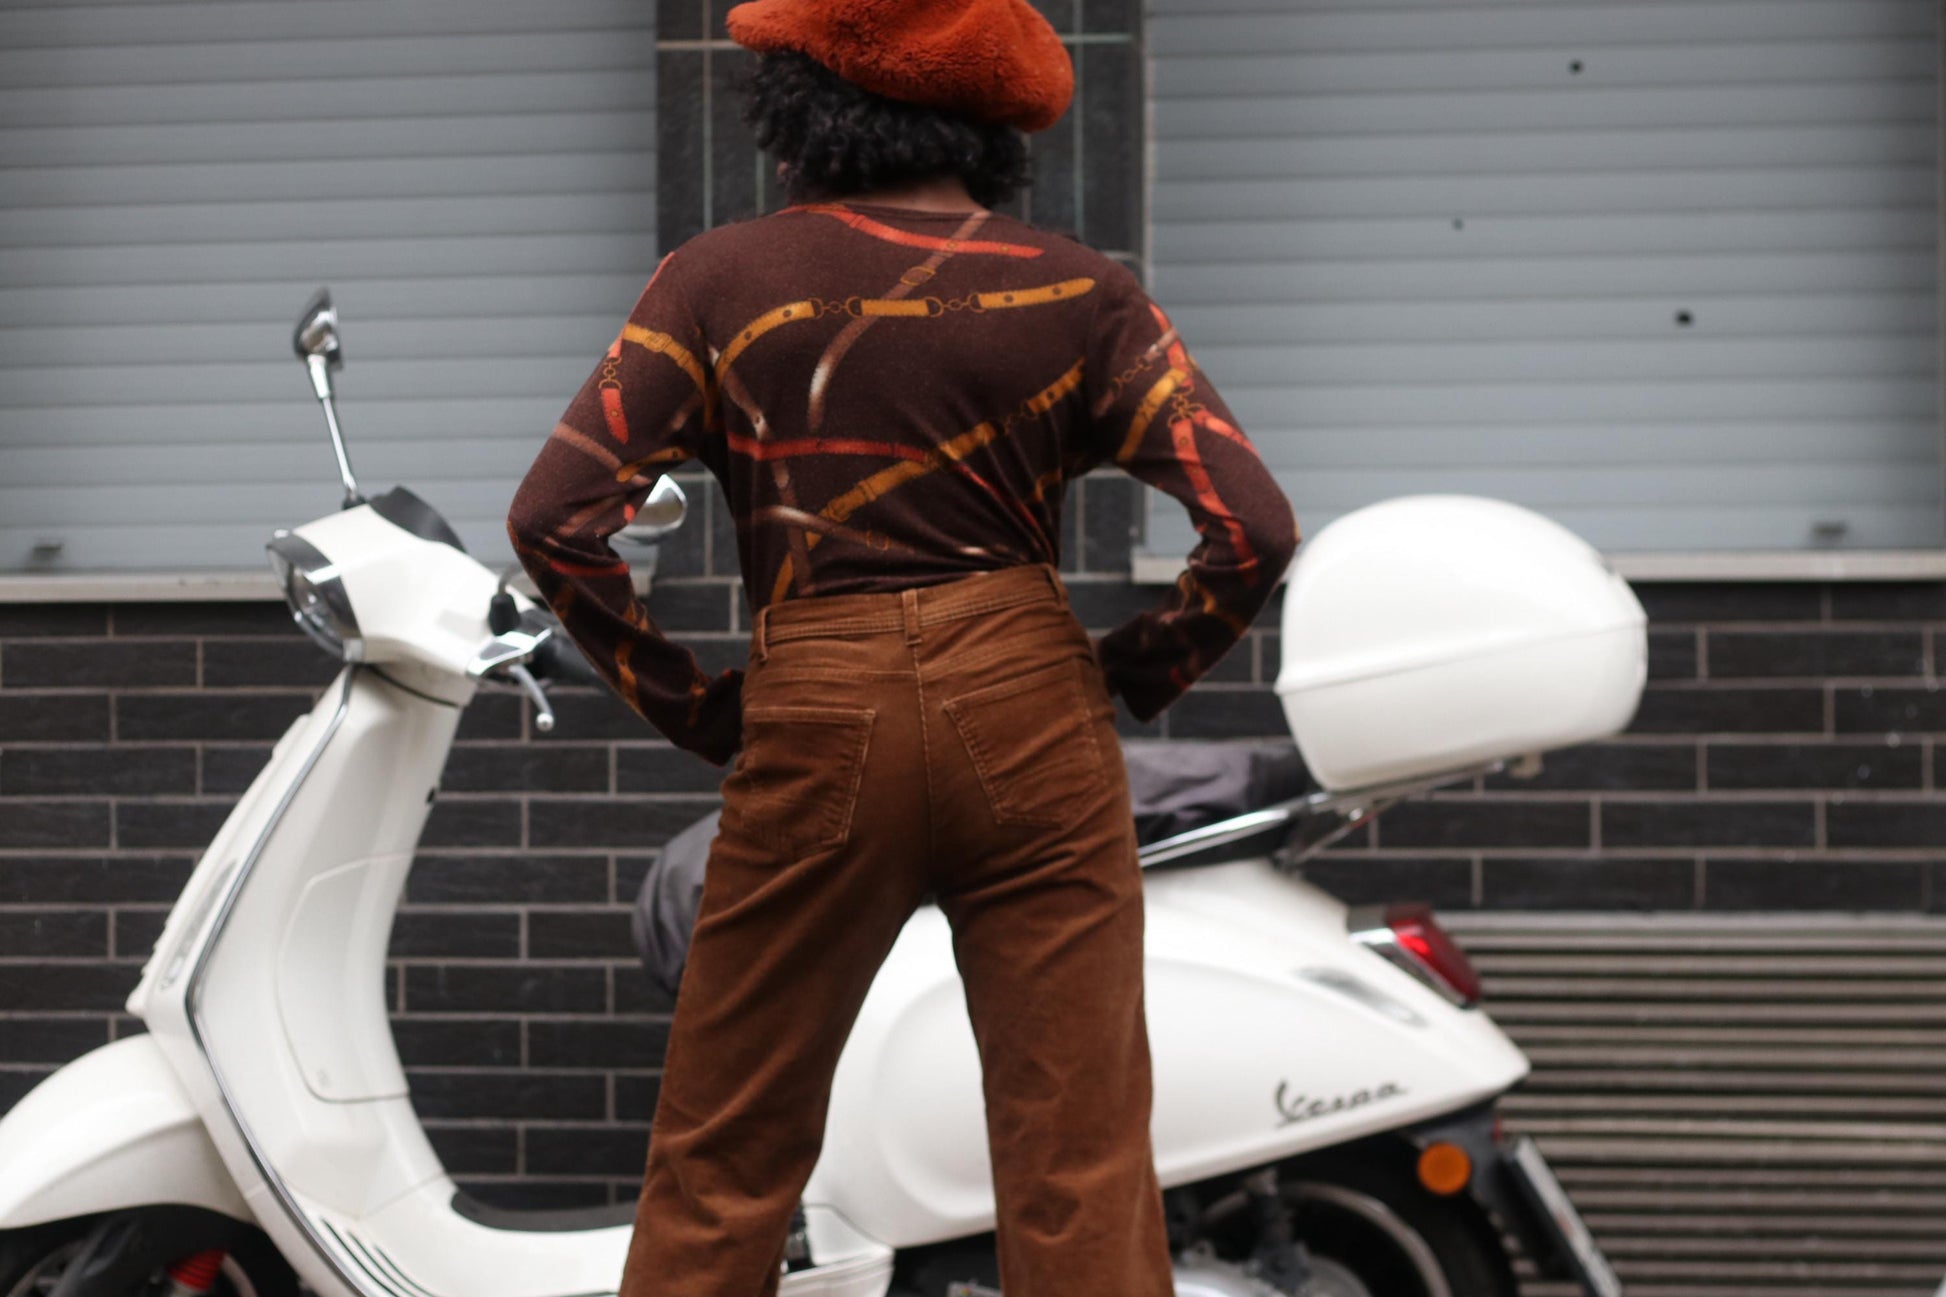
[507,201,1299,761]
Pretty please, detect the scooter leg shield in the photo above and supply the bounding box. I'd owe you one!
[0,1035,250,1229]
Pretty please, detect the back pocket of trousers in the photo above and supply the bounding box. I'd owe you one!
[944,658,1107,828]
[723,705,876,857]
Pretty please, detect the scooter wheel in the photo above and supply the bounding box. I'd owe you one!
[1261,1151,1518,1297]
[0,1208,298,1297]
[889,1143,1518,1297]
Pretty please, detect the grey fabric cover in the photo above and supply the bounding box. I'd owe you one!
[630,739,1306,999]
[631,807,723,1002]
[1119,738,1308,843]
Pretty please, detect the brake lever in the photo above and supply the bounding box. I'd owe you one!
[505,663,556,733]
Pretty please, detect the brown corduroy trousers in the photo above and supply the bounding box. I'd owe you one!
[615,562,1176,1297]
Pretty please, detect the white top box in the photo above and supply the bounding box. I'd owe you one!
[1275,496,1647,792]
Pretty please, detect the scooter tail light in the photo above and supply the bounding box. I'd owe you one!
[1384,904,1483,1006]
[1349,902,1484,1008]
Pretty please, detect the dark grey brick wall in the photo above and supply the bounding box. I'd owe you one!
[3,557,1943,1206]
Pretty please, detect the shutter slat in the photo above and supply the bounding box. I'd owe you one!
[1440,914,1946,1295]
[1155,83,1939,138]
[0,70,656,128]
[1148,2,1935,55]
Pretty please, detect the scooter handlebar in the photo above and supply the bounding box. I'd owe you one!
[532,631,603,687]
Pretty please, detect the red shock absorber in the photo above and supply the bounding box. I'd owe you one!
[163,1250,227,1296]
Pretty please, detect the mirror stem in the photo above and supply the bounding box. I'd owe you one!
[307,353,362,508]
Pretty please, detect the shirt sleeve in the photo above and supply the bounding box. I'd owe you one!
[505,251,743,766]
[1081,262,1300,722]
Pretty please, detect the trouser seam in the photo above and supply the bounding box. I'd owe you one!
[914,643,936,863]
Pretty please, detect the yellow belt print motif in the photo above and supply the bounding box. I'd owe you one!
[716,279,1096,380]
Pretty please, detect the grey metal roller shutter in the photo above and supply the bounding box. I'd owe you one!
[0,0,658,572]
[1143,0,1944,559]
[1446,912,1946,1296]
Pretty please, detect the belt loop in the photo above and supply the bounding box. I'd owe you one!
[753,604,770,664]
[1042,562,1069,609]
[901,586,923,645]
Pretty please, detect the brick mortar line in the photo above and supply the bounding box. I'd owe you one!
[1696,735,1929,744]
[378,1012,663,1021]
[1323,847,1944,859]
[0,897,640,917]
[8,629,317,643]
[1701,621,1946,633]
[1426,791,1849,802]
[1641,676,1943,687]
[1649,616,1946,629]
[388,949,639,963]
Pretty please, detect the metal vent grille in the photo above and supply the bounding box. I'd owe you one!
[1445,914,1946,1296]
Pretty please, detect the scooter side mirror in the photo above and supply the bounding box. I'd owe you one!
[291,288,361,507]
[617,477,687,547]
[293,288,343,402]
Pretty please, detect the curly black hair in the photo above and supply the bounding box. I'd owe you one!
[738,50,1033,209]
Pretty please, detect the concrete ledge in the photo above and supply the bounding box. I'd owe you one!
[0,569,613,603]
[1133,549,1946,586]
[0,571,280,602]
[11,547,1946,603]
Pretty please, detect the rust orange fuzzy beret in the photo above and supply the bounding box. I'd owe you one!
[725,0,1075,133]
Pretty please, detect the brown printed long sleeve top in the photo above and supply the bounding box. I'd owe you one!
[507,200,1299,766]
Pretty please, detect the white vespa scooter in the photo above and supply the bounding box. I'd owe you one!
[0,293,1636,1297]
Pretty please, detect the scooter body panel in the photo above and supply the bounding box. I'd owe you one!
[805,857,1528,1246]
[124,669,467,1296]
[0,1034,249,1228]
[327,1179,891,1297]
[196,670,454,1206]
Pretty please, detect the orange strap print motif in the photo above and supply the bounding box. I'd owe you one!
[596,252,711,446]
[794,203,1045,259]
[1114,299,1271,583]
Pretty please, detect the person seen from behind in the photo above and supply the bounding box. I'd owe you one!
[506,0,1301,1292]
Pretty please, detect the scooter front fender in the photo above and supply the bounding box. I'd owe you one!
[0,1034,249,1229]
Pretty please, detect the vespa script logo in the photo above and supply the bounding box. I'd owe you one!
[1273,1079,1406,1128]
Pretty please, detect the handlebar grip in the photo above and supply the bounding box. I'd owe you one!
[533,633,603,687]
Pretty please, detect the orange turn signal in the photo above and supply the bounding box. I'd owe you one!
[1416,1141,1472,1196]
